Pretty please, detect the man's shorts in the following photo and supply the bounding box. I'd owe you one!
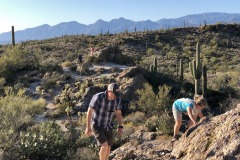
[92,123,113,146]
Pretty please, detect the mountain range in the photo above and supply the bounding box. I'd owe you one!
[1,12,240,44]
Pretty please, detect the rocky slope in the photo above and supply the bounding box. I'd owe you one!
[110,104,240,160]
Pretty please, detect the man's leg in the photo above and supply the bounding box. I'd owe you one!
[106,146,111,160]
[99,141,109,160]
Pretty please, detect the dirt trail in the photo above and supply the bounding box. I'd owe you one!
[32,62,131,131]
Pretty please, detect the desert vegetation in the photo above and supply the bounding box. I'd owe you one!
[0,23,239,159]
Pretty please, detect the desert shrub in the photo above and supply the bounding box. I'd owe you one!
[0,48,39,83]
[61,61,74,68]
[136,83,173,135]
[69,147,98,160]
[212,72,239,94]
[39,57,62,73]
[41,71,67,89]
[123,111,146,125]
[0,88,46,159]
[136,83,172,116]
[219,97,240,113]
[146,48,155,56]
[155,112,174,135]
[145,114,174,135]
[0,77,5,93]
[86,55,100,64]
[145,115,159,131]
[18,121,70,159]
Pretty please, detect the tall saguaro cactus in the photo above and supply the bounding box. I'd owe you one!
[179,59,183,86]
[12,26,15,46]
[189,42,203,95]
[149,57,158,91]
[202,65,207,96]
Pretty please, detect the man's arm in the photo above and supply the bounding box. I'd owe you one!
[115,109,123,136]
[85,107,94,136]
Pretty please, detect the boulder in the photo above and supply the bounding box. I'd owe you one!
[110,104,240,160]
[171,104,240,160]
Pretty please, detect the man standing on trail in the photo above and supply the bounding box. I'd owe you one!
[85,83,123,160]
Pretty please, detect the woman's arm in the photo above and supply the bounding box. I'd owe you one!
[198,111,207,123]
[187,107,197,126]
[198,111,204,118]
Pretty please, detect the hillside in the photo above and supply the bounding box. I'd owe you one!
[0,23,239,159]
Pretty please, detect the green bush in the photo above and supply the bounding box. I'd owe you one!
[41,71,67,89]
[0,48,39,83]
[18,121,70,159]
[136,83,172,116]
[136,83,174,135]
[0,88,46,159]
[0,77,5,93]
[123,111,146,125]
[39,57,62,73]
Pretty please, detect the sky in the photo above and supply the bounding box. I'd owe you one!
[0,0,240,34]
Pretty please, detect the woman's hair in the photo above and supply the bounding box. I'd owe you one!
[194,95,207,108]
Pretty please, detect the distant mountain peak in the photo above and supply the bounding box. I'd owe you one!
[1,12,240,44]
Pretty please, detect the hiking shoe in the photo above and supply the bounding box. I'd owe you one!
[171,135,179,142]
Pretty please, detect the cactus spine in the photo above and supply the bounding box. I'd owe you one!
[12,26,15,46]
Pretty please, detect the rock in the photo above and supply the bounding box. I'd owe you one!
[110,104,240,160]
[171,104,240,160]
[117,66,143,80]
[110,130,173,160]
[120,74,147,101]
[74,86,104,112]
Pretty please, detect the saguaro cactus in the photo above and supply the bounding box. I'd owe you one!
[202,65,207,96]
[12,26,15,46]
[149,57,158,90]
[179,59,183,86]
[189,42,203,95]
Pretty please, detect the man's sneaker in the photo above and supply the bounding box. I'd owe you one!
[171,135,179,142]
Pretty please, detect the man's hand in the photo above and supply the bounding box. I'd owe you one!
[117,127,123,136]
[85,128,92,136]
